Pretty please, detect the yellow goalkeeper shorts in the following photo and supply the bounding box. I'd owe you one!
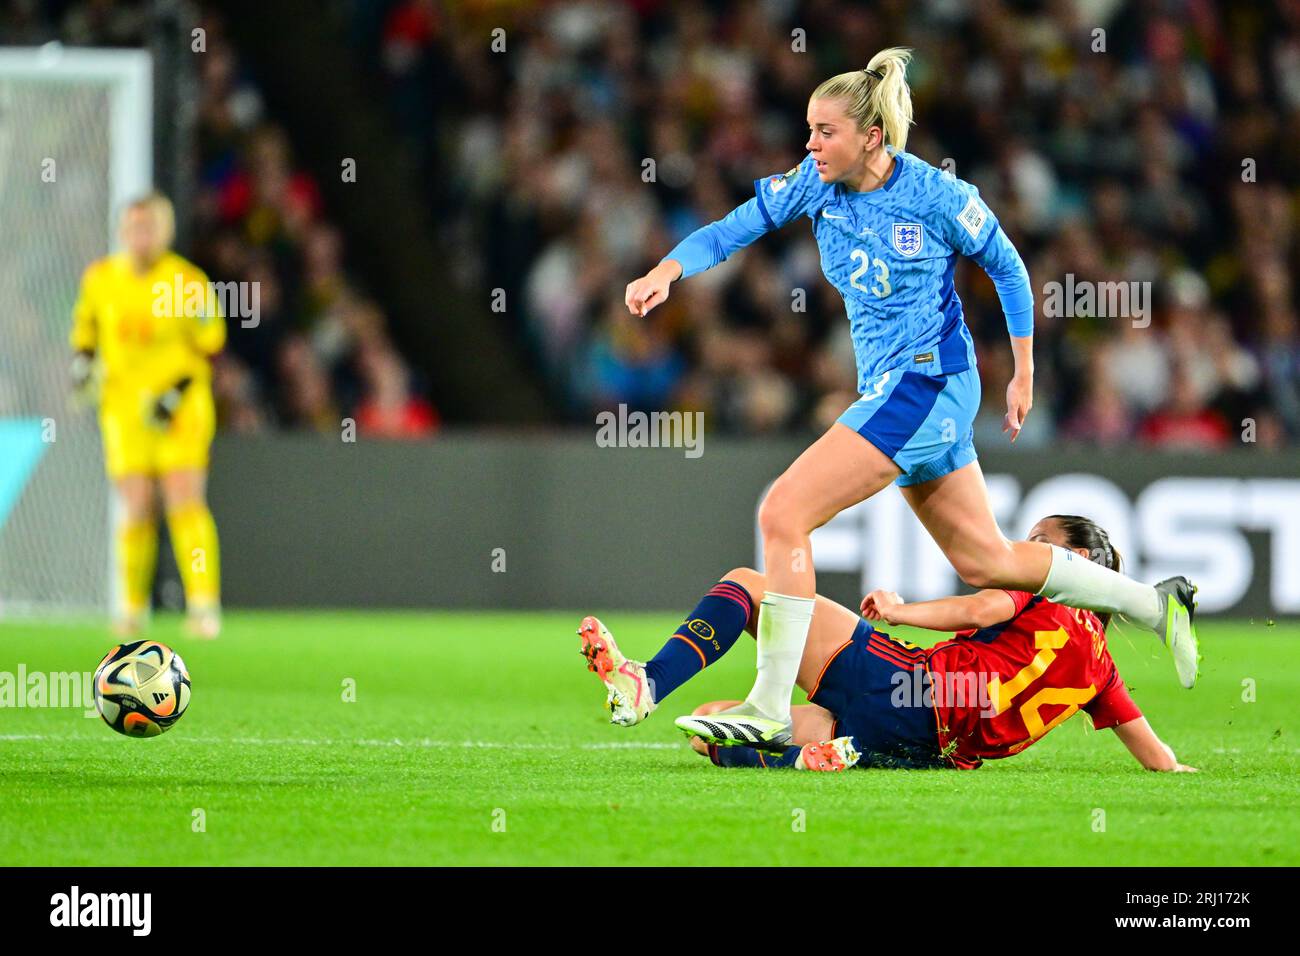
[100,384,216,479]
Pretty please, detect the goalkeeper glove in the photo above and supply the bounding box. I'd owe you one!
[70,350,98,404]
[151,376,194,426]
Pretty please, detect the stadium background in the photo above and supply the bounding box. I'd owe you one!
[2,0,1300,616]
[3,0,1300,873]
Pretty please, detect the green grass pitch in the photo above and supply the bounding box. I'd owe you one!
[1,611,1296,866]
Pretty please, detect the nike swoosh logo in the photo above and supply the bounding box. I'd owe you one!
[821,210,848,220]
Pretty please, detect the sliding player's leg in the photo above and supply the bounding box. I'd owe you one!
[901,461,1199,687]
[687,702,835,747]
[684,702,861,771]
[693,613,947,770]
[721,423,900,740]
[664,567,863,699]
[111,474,158,637]
[682,700,858,770]
[577,573,756,726]
[579,565,863,731]
[669,572,867,752]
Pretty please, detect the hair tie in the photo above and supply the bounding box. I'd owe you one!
[863,68,884,80]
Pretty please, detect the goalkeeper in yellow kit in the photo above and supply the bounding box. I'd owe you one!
[70,192,226,638]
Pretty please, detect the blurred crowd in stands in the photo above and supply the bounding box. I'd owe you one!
[187,19,440,438]
[9,0,1300,448]
[357,0,1300,449]
[6,0,441,437]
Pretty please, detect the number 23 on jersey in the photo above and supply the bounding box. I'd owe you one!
[849,248,891,298]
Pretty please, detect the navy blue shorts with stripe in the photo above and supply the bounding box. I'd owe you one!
[807,618,947,769]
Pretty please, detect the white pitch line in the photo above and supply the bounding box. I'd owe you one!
[6,734,1298,755]
[0,733,682,751]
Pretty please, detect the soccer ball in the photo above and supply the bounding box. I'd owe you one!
[93,640,191,737]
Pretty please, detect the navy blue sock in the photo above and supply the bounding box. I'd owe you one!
[643,579,754,704]
[710,743,801,768]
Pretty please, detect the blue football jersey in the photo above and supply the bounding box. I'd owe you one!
[755,151,1009,390]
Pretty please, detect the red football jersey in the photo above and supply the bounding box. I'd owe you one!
[925,591,1141,769]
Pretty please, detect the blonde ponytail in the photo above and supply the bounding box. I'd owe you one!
[809,47,914,152]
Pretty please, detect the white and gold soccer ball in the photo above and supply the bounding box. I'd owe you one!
[93,640,191,737]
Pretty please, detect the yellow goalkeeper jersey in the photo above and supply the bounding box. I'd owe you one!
[70,251,226,406]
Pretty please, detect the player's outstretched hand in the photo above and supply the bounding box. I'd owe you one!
[1173,763,1199,773]
[625,259,683,317]
[1003,372,1033,442]
[861,589,904,623]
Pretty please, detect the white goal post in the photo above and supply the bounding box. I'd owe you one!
[0,44,153,619]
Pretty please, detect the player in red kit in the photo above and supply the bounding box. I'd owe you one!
[585,514,1196,773]
[868,531,1157,769]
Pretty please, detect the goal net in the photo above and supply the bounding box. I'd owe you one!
[0,45,152,619]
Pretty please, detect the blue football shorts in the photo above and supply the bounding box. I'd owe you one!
[836,364,981,487]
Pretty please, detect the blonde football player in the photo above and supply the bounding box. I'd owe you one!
[71,192,226,638]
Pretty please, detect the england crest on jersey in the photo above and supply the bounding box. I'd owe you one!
[892,222,924,257]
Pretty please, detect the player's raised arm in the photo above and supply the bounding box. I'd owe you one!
[625,154,823,317]
[860,588,1018,631]
[1112,716,1198,772]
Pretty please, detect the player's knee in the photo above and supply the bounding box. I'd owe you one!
[125,503,156,525]
[957,565,996,590]
[757,484,806,542]
[722,567,764,604]
[162,484,206,513]
[951,551,996,590]
[119,485,156,523]
[952,542,1014,590]
[128,495,156,523]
